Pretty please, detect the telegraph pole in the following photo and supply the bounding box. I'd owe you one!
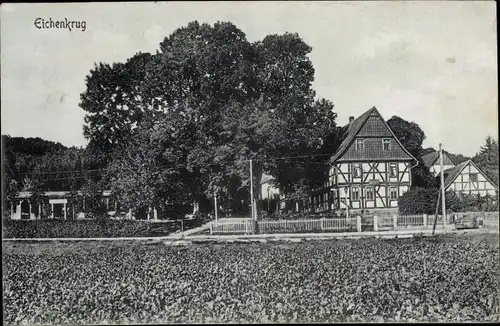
[250,159,255,220]
[439,143,447,226]
[432,189,440,235]
[214,191,218,222]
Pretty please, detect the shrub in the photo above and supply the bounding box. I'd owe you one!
[2,218,209,239]
[398,188,498,215]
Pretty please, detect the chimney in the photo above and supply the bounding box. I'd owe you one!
[349,116,355,124]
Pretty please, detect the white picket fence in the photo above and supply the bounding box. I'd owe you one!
[209,211,494,235]
[210,217,358,235]
[210,220,255,234]
[398,214,424,227]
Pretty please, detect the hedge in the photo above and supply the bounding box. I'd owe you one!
[2,218,209,239]
[258,210,348,221]
[398,187,498,215]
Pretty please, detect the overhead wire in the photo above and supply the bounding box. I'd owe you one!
[11,154,334,178]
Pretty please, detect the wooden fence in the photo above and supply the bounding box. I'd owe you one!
[209,211,496,235]
[210,220,255,235]
[210,217,358,235]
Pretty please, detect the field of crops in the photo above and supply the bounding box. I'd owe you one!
[3,234,499,324]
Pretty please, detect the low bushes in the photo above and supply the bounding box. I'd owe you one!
[2,218,209,239]
[260,210,346,221]
[398,188,498,215]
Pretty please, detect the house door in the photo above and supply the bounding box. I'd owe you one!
[21,200,31,219]
[53,204,64,219]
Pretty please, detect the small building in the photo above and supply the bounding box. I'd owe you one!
[443,160,498,196]
[9,190,117,220]
[260,174,280,200]
[422,150,456,177]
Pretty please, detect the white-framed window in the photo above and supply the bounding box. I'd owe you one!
[383,138,391,151]
[356,138,365,151]
[389,163,398,178]
[390,186,398,200]
[353,163,362,178]
[470,173,478,182]
[366,187,374,200]
[352,187,360,200]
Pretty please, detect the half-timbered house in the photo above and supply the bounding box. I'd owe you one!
[328,107,418,211]
[422,150,456,177]
[443,160,498,196]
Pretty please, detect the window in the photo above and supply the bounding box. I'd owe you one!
[356,138,365,151]
[383,138,391,151]
[390,187,398,200]
[389,163,398,178]
[353,163,362,178]
[352,187,360,200]
[366,187,374,200]
[470,173,478,182]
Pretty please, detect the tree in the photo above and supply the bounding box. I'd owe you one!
[80,179,107,220]
[80,52,153,173]
[387,116,436,188]
[252,33,339,202]
[106,118,195,217]
[473,136,499,186]
[1,135,77,218]
[80,21,341,215]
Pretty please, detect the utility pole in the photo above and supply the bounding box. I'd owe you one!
[214,191,218,222]
[432,188,441,235]
[250,159,255,220]
[439,143,447,226]
[267,186,270,212]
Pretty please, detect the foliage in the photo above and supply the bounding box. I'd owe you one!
[398,187,498,215]
[2,219,207,239]
[473,136,499,186]
[2,135,85,199]
[80,179,107,219]
[80,53,153,170]
[386,116,435,188]
[446,152,470,165]
[80,21,340,212]
[3,234,498,324]
[398,187,439,215]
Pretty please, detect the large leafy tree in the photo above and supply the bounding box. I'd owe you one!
[387,116,436,188]
[106,118,196,216]
[80,21,341,215]
[80,52,153,174]
[251,33,339,202]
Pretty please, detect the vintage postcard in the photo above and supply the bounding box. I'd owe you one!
[1,1,498,324]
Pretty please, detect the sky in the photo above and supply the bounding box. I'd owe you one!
[1,1,497,157]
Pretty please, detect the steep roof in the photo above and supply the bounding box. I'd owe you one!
[443,160,498,190]
[422,151,440,168]
[261,174,275,185]
[330,107,417,163]
[422,151,455,168]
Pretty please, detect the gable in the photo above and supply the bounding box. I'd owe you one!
[444,160,498,190]
[331,107,416,162]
